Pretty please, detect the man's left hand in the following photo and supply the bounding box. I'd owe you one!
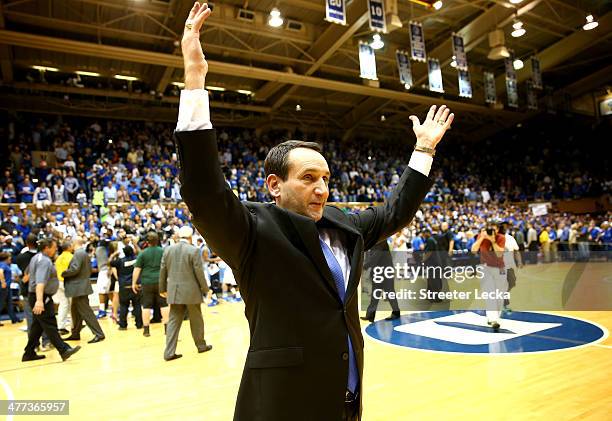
[409,105,454,149]
[160,292,167,298]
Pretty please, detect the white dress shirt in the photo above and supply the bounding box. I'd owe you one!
[176,89,434,291]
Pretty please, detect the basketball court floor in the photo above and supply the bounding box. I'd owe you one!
[1,276,610,420]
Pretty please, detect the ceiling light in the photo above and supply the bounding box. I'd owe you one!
[32,65,58,72]
[488,45,510,60]
[268,8,284,28]
[295,104,302,111]
[171,81,185,88]
[404,83,411,90]
[513,58,524,70]
[237,89,253,95]
[75,70,100,77]
[583,14,598,31]
[511,20,526,37]
[380,115,386,122]
[450,56,457,68]
[509,0,523,4]
[207,86,226,91]
[114,74,138,81]
[433,1,443,10]
[370,34,384,50]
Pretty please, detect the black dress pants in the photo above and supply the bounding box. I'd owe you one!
[24,293,69,356]
[119,287,143,328]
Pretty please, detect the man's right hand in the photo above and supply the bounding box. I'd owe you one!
[132,283,141,294]
[181,2,212,90]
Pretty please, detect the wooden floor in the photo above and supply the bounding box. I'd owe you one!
[1,304,611,420]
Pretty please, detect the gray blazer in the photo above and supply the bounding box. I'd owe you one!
[62,247,93,298]
[159,241,208,305]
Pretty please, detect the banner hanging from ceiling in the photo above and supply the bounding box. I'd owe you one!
[527,81,538,110]
[396,50,413,88]
[428,58,443,93]
[359,42,378,80]
[325,0,346,25]
[367,0,386,33]
[409,22,426,62]
[451,34,468,71]
[531,56,543,89]
[505,53,518,108]
[458,70,472,98]
[484,71,496,104]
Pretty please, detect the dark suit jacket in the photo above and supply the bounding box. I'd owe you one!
[62,247,93,298]
[175,129,433,421]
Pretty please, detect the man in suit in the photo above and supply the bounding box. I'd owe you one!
[176,4,453,420]
[62,237,105,343]
[159,225,212,361]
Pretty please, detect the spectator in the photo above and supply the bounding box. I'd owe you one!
[18,175,35,203]
[110,245,142,330]
[33,181,52,210]
[132,232,167,337]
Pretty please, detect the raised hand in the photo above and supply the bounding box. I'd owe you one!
[181,2,212,89]
[409,105,454,150]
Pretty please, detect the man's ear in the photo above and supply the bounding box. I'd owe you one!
[266,174,282,199]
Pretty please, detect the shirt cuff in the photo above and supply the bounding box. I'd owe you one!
[408,150,433,177]
[176,89,213,132]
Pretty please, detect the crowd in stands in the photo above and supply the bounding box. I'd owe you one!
[0,112,609,268]
[0,113,609,210]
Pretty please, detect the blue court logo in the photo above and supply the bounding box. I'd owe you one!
[364,311,607,354]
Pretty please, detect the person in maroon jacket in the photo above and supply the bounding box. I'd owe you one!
[471,221,507,331]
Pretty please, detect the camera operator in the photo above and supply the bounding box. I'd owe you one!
[471,221,507,331]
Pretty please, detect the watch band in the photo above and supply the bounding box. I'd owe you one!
[414,145,436,157]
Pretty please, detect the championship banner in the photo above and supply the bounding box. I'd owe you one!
[395,50,413,88]
[458,70,472,98]
[527,81,538,110]
[325,0,346,25]
[409,21,426,62]
[451,34,468,71]
[484,71,496,104]
[367,0,386,33]
[359,42,378,80]
[505,53,518,108]
[427,58,443,93]
[531,56,543,89]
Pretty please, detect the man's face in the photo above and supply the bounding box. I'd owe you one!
[46,242,58,257]
[268,148,330,222]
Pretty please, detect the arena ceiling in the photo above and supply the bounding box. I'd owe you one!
[0,0,610,141]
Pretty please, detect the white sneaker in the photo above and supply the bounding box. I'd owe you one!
[19,326,28,332]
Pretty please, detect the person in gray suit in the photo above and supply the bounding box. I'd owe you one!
[160,226,212,361]
[62,237,105,343]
